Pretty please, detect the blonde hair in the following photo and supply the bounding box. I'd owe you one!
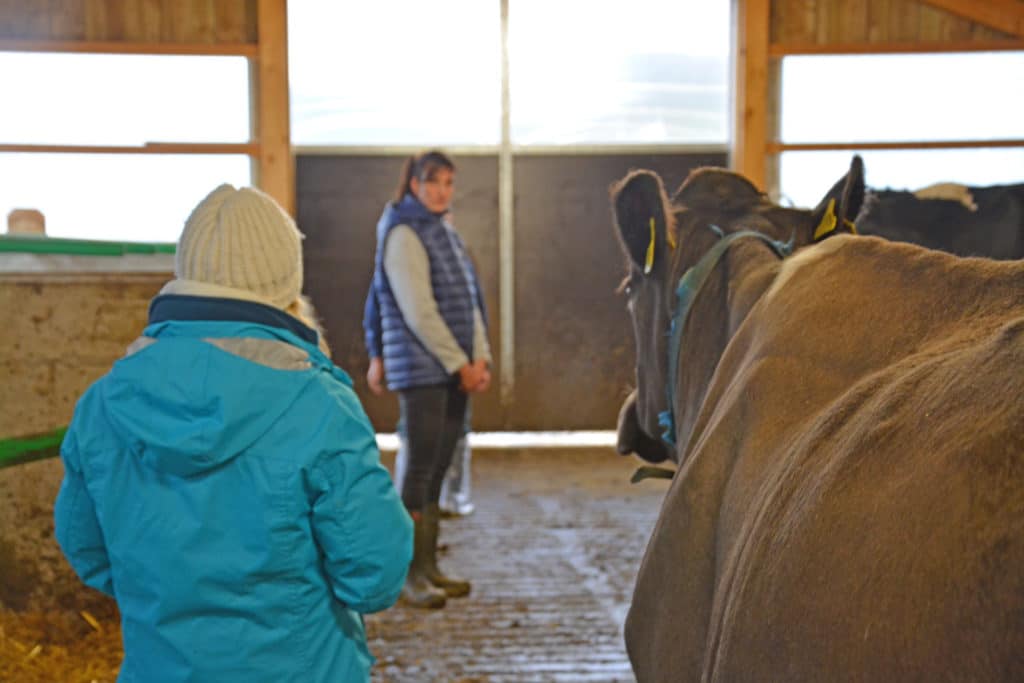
[286,295,332,358]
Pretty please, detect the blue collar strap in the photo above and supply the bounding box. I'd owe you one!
[658,227,793,445]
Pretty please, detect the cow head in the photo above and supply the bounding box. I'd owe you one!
[611,156,864,463]
[611,171,676,458]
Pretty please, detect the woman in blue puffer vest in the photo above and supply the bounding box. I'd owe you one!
[368,150,493,608]
[54,184,412,682]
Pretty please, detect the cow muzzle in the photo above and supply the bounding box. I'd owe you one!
[616,389,672,464]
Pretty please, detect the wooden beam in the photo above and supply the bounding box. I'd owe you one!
[0,39,257,56]
[732,0,772,190]
[0,143,259,155]
[254,0,294,216]
[770,38,1024,55]
[768,139,1024,153]
[918,0,1024,39]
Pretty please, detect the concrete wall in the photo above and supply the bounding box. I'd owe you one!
[0,272,166,610]
[0,275,164,437]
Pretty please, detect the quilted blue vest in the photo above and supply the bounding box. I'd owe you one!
[372,193,478,390]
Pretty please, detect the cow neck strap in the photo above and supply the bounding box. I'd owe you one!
[658,226,793,446]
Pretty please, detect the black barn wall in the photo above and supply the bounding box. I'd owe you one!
[296,151,726,431]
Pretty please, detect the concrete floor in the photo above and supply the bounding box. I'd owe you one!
[368,448,668,683]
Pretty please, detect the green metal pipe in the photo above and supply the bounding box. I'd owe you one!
[0,235,175,256]
[0,427,67,470]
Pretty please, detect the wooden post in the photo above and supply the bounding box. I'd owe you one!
[254,0,293,215]
[732,0,771,190]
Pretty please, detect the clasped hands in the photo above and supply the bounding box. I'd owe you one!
[458,359,491,394]
[367,356,491,395]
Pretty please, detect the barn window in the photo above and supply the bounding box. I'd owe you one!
[288,1,501,146]
[781,148,1024,208]
[287,0,730,147]
[0,153,250,243]
[0,52,252,242]
[777,52,1024,207]
[508,0,730,145]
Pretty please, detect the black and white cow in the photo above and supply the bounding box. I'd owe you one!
[856,175,1024,259]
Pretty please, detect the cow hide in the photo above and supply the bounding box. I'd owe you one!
[611,161,1024,682]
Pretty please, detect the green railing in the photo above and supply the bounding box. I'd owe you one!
[0,427,67,470]
[0,237,174,468]
[0,235,175,256]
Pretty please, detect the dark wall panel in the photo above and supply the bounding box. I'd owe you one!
[296,151,726,432]
[296,154,500,431]
[510,152,726,430]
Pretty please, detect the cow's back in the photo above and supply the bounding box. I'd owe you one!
[627,237,1024,682]
[708,311,1024,681]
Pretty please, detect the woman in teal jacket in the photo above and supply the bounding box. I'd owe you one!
[54,184,412,683]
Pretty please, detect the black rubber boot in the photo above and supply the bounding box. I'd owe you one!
[422,504,471,598]
[400,511,447,609]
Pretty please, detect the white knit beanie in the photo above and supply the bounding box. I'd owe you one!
[173,184,303,310]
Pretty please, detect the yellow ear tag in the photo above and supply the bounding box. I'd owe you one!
[644,217,656,274]
[666,218,677,250]
[814,198,838,241]
[843,218,858,235]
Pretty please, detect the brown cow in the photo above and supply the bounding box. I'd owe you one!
[610,158,1024,682]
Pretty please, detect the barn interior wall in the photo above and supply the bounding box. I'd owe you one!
[0,276,164,438]
[509,153,727,430]
[0,0,257,43]
[295,151,727,432]
[0,152,726,450]
[1,0,1017,625]
[2,0,1019,650]
[296,154,501,433]
[749,0,1021,199]
[0,275,167,593]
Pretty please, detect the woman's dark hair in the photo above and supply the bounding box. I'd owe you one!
[393,150,456,203]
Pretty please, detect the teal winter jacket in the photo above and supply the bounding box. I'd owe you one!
[54,296,413,683]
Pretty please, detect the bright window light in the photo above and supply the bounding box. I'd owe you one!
[779,148,1024,209]
[0,53,250,145]
[509,0,730,145]
[778,52,1024,208]
[0,52,251,243]
[781,53,1024,144]
[288,1,501,146]
[0,154,251,243]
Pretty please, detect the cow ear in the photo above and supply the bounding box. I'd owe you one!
[611,170,673,274]
[811,155,865,242]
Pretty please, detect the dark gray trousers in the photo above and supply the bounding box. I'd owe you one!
[398,383,468,511]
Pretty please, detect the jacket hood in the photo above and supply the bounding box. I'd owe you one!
[99,302,344,478]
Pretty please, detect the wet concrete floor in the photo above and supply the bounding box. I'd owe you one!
[368,448,668,683]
